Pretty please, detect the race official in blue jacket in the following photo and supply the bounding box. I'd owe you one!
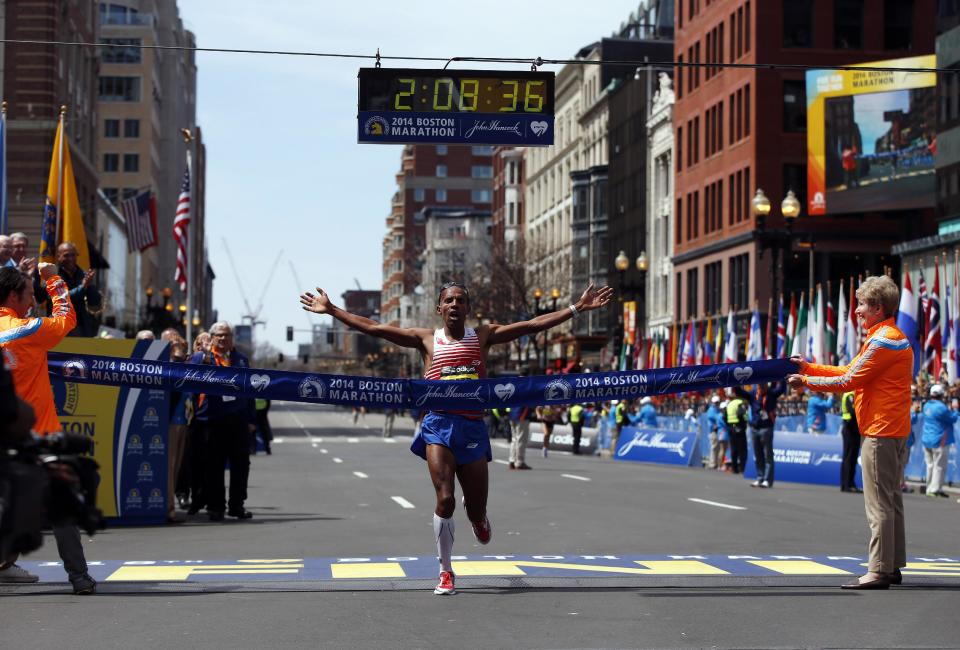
[638,396,658,427]
[920,384,958,498]
[189,321,256,521]
[806,393,834,434]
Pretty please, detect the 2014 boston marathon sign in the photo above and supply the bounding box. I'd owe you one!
[357,68,555,146]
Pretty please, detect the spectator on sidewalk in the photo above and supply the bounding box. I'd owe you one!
[611,399,631,454]
[0,235,14,268]
[921,384,957,499]
[840,390,862,493]
[806,392,834,435]
[52,242,101,337]
[736,382,785,488]
[594,402,611,456]
[183,331,212,513]
[508,405,532,469]
[382,407,396,439]
[166,336,191,523]
[706,395,724,469]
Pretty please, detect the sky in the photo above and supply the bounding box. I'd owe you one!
[853,89,910,155]
[178,1,643,356]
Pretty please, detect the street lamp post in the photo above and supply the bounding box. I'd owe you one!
[531,287,559,373]
[613,250,648,370]
[753,188,799,317]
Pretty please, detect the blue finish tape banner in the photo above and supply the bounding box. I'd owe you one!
[48,353,796,409]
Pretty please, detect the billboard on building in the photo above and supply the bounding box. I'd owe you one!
[806,55,936,216]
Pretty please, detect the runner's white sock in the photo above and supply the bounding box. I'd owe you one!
[433,514,455,573]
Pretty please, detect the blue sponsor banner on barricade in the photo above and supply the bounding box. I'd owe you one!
[743,430,857,487]
[613,426,701,466]
[48,353,796,410]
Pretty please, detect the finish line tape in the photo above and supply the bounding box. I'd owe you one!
[48,352,795,410]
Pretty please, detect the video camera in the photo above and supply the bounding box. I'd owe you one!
[0,354,104,561]
[0,432,105,560]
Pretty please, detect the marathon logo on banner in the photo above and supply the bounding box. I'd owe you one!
[48,353,796,409]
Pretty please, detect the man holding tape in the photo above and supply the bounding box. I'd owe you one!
[300,281,612,595]
[788,274,912,590]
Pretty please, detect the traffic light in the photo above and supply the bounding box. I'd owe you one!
[286,326,293,342]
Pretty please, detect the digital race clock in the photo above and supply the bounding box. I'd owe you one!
[357,68,555,146]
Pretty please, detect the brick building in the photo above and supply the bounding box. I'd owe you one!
[672,0,935,337]
[381,144,494,327]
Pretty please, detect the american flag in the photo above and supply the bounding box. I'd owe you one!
[120,190,157,253]
[172,165,191,293]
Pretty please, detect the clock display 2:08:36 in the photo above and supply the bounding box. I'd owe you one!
[392,77,546,113]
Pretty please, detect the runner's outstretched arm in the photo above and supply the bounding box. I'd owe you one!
[485,283,613,346]
[299,287,430,350]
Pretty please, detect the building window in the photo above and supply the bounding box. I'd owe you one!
[686,268,699,319]
[705,261,722,314]
[436,188,447,202]
[508,202,515,226]
[677,126,683,170]
[436,145,448,155]
[884,0,913,50]
[471,189,492,203]
[101,38,142,64]
[99,76,141,102]
[436,164,447,178]
[729,253,749,311]
[123,153,139,172]
[676,197,683,244]
[783,0,813,47]
[104,119,120,138]
[103,153,119,172]
[783,81,806,133]
[834,0,864,49]
[783,164,807,211]
[676,272,683,322]
[100,3,145,26]
[124,119,140,138]
[744,85,751,137]
[471,146,494,155]
[414,188,425,202]
[471,165,493,179]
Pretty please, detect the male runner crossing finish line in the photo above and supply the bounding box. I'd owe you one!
[300,281,613,595]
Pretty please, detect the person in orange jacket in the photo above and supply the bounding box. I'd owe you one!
[788,274,912,591]
[0,262,96,594]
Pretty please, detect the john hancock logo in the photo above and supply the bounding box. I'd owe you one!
[142,406,160,428]
[126,434,143,455]
[298,376,326,400]
[364,116,389,136]
[62,358,87,379]
[544,378,572,401]
[148,434,165,455]
[137,462,154,482]
[147,488,165,509]
[125,488,143,508]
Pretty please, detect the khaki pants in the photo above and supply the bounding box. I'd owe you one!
[861,436,907,574]
[923,445,948,495]
[509,420,530,465]
[168,424,188,517]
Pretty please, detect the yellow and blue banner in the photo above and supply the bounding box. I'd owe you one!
[39,110,90,269]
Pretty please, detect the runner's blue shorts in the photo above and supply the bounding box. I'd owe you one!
[410,411,492,466]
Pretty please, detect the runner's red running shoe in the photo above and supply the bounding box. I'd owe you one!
[472,517,492,545]
[434,571,456,595]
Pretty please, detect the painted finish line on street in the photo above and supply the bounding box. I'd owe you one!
[18,555,960,584]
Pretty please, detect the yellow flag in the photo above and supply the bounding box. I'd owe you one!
[39,114,90,270]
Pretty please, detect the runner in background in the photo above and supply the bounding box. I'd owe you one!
[300,280,612,595]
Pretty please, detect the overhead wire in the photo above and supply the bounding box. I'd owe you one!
[0,38,954,75]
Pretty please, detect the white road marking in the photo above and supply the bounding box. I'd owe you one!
[332,458,343,464]
[319,449,328,454]
[311,443,318,448]
[391,496,415,509]
[274,437,285,444]
[687,497,747,511]
[383,438,397,444]
[347,437,359,443]
[561,473,591,482]
[352,471,368,479]
[493,459,510,465]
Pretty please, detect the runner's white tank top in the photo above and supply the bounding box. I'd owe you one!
[425,327,486,419]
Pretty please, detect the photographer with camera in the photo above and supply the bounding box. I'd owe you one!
[0,262,97,594]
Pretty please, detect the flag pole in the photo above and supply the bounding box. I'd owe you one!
[183,128,195,345]
[54,105,66,254]
[1,101,7,235]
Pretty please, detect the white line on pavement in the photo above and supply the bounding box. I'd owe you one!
[311,443,318,448]
[353,471,368,479]
[687,497,747,511]
[391,496,415,509]
[319,449,328,454]
[332,458,343,464]
[347,437,359,443]
[561,473,591,482]
[383,438,397,443]
[493,459,510,465]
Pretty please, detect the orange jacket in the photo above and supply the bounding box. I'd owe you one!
[801,318,912,438]
[0,275,76,434]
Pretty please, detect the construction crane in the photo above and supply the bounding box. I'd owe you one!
[222,238,283,328]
